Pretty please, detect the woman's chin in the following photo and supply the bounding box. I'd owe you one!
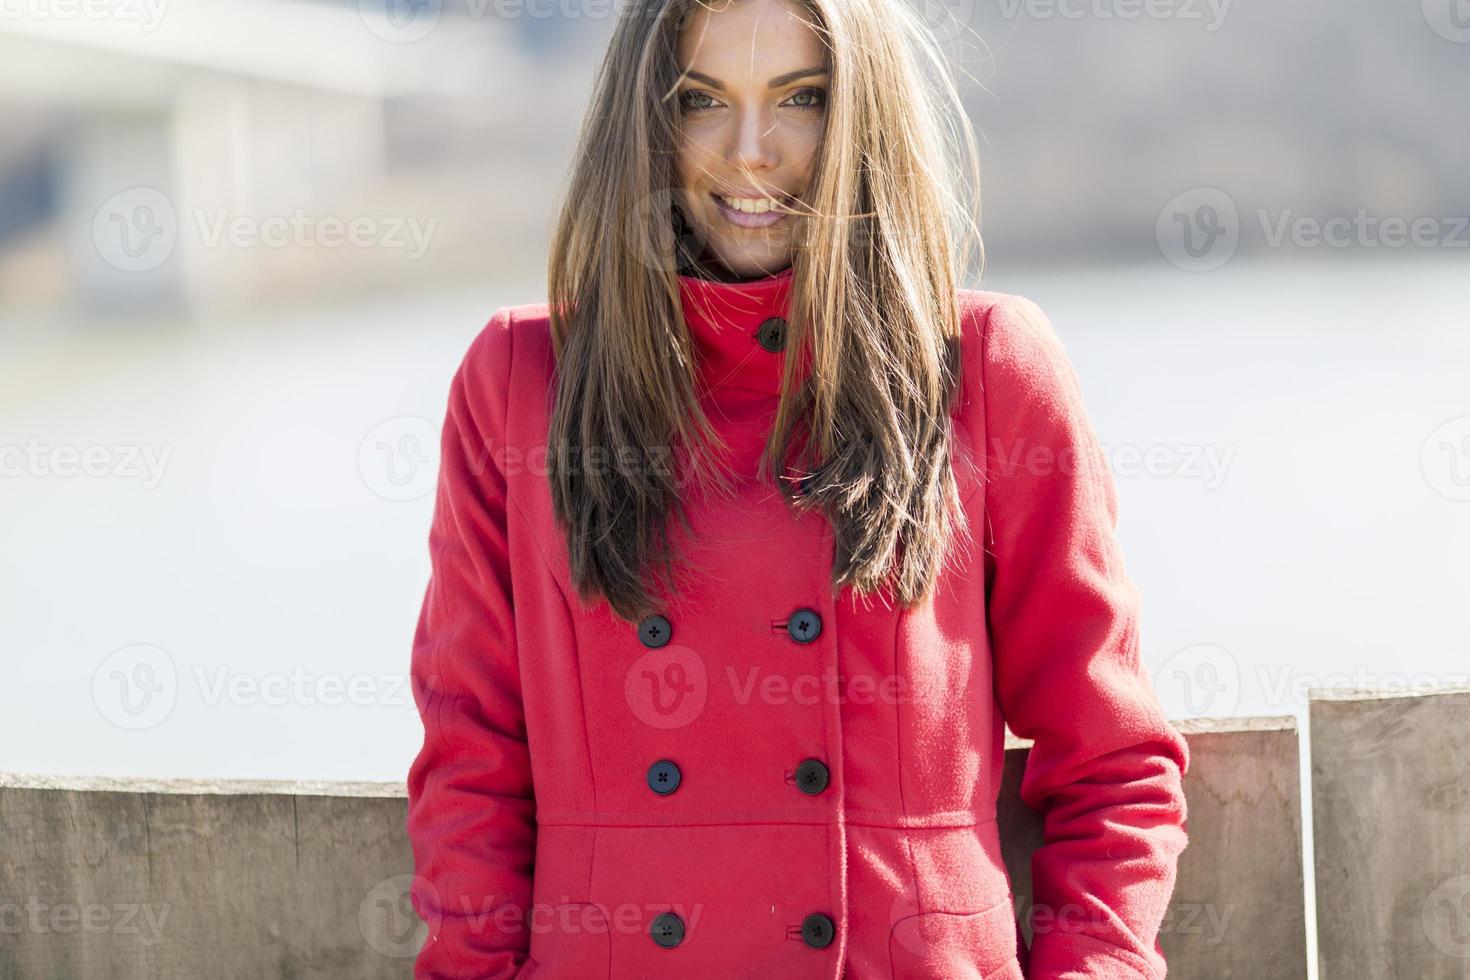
[695,242,795,281]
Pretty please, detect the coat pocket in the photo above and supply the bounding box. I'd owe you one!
[888,896,1021,979]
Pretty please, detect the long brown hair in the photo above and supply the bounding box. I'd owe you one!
[546,0,984,623]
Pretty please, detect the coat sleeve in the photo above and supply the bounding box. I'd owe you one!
[406,308,536,980]
[979,294,1191,980]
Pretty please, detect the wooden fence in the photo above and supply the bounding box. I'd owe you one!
[2,685,1467,978]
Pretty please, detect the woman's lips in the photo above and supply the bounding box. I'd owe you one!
[711,192,789,229]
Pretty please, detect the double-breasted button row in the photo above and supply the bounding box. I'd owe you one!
[647,758,829,796]
[647,910,835,950]
[786,607,822,644]
[638,608,823,646]
[794,758,829,795]
[756,316,787,353]
[802,912,836,949]
[638,614,671,648]
[650,911,685,947]
[647,759,681,795]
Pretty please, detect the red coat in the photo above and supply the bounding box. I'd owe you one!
[405,265,1191,979]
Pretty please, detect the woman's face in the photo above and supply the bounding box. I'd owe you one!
[673,0,828,281]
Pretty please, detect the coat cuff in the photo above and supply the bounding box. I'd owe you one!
[1025,930,1164,980]
[413,909,531,980]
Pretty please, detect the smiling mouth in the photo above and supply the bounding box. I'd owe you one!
[710,191,795,229]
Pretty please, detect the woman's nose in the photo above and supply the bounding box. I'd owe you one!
[729,106,780,171]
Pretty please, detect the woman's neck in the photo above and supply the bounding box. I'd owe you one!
[684,256,793,284]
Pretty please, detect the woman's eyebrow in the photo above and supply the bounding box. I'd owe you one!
[680,66,829,90]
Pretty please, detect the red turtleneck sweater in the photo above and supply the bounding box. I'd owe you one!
[405,266,1191,980]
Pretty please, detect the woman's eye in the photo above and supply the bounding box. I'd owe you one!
[678,87,826,113]
[679,90,718,112]
[784,87,827,110]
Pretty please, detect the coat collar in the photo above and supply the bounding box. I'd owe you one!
[675,264,802,396]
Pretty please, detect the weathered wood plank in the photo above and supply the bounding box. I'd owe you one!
[2,715,1312,978]
[1001,716,1308,979]
[0,780,415,980]
[1310,687,1470,980]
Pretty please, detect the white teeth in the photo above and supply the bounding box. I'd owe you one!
[720,194,781,214]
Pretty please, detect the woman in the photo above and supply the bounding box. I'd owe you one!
[406,0,1190,977]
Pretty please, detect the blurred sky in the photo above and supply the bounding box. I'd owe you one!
[0,0,1467,790]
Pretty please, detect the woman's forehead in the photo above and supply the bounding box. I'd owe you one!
[675,0,826,77]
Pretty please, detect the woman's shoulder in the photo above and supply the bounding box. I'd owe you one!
[441,302,556,436]
[454,300,555,383]
[952,288,1086,422]
[955,287,1070,378]
[956,288,1060,353]
[450,291,1075,410]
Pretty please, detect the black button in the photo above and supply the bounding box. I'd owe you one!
[795,758,829,795]
[647,759,681,795]
[757,317,786,352]
[787,608,822,644]
[801,912,835,949]
[650,911,685,948]
[638,614,671,648]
